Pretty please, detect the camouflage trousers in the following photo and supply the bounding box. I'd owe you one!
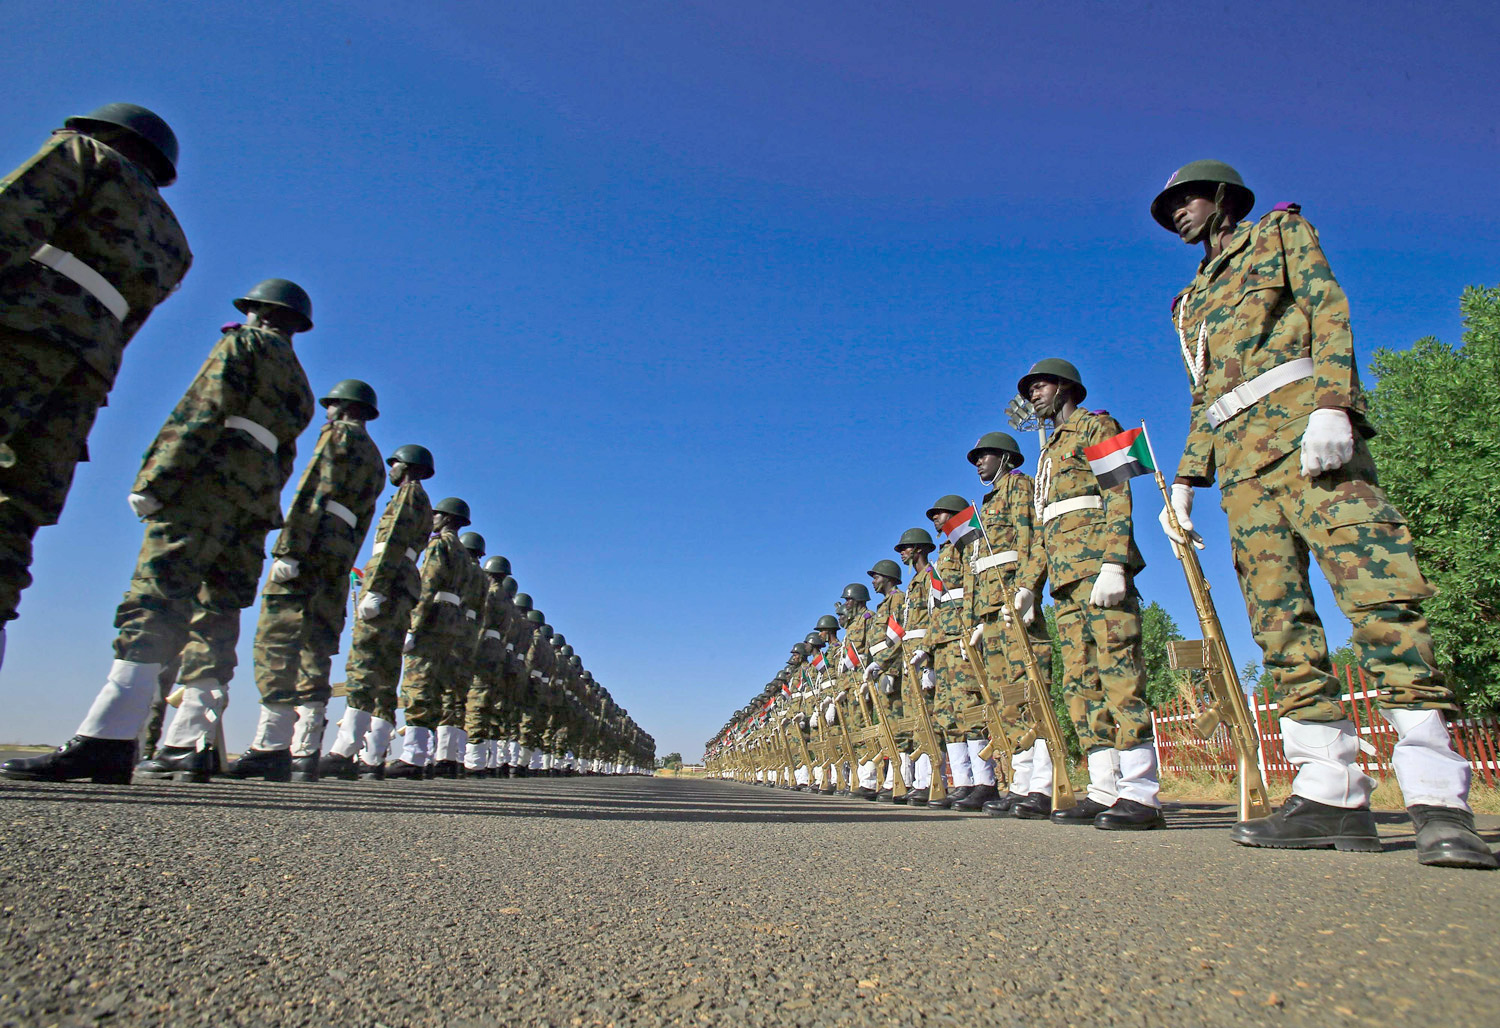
[463,643,508,741]
[113,506,268,685]
[440,652,474,729]
[343,590,416,722]
[0,330,110,621]
[1051,576,1153,752]
[517,678,547,748]
[929,638,981,741]
[251,560,350,705]
[399,631,466,730]
[977,612,1054,752]
[1221,443,1450,721]
[496,663,525,741]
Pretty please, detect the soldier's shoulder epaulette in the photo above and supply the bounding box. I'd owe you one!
[220,322,243,333]
[1089,408,1110,417]
[1008,468,1025,476]
[1260,202,1301,221]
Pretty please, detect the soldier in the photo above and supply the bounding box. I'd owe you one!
[966,431,1055,816]
[924,494,982,810]
[835,582,881,800]
[1152,162,1493,866]
[498,587,535,775]
[0,103,192,657]
[866,558,910,800]
[319,444,434,780]
[811,614,846,793]
[388,496,473,779]
[3,279,315,784]
[464,555,514,776]
[231,380,384,782]
[520,615,558,774]
[512,607,546,775]
[1019,358,1164,829]
[893,528,939,803]
[427,529,485,777]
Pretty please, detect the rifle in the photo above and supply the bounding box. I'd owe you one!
[860,673,909,801]
[1141,423,1271,821]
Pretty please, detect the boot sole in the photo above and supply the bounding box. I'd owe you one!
[1231,834,1383,853]
[134,770,211,784]
[1416,852,1499,869]
[0,769,133,784]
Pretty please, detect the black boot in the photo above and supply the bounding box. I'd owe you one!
[1407,805,1497,869]
[385,760,425,780]
[982,792,1025,817]
[1012,791,1058,819]
[497,764,513,778]
[953,783,999,812]
[357,759,386,781]
[318,752,359,781]
[513,765,531,778]
[1229,795,1381,852]
[290,755,319,782]
[0,736,137,784]
[135,745,214,783]
[818,784,836,795]
[876,788,894,803]
[856,786,880,801]
[906,787,930,805]
[226,748,293,782]
[1048,796,1108,824]
[433,759,462,779]
[1094,798,1166,831]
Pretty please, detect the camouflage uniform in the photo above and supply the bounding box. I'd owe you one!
[252,417,384,705]
[0,130,191,621]
[499,610,535,763]
[928,539,976,736]
[520,631,557,753]
[1027,409,1150,754]
[439,548,485,733]
[400,526,472,731]
[115,324,313,684]
[464,578,513,743]
[1171,207,1447,720]
[343,480,431,722]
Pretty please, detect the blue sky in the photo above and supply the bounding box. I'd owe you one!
[3,1,1497,759]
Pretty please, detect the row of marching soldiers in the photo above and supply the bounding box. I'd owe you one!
[0,101,655,784]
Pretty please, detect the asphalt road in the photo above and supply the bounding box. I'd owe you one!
[2,770,1497,1028]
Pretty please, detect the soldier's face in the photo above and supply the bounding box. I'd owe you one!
[974,452,1004,482]
[387,461,406,486]
[928,511,948,531]
[1170,193,1216,243]
[1029,377,1063,417]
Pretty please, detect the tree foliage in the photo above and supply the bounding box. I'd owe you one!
[660,752,683,770]
[1367,284,1500,713]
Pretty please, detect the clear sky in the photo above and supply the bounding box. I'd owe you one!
[3,1,1497,760]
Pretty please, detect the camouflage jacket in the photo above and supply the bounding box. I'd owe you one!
[132,324,312,528]
[525,633,558,703]
[899,570,933,662]
[459,550,485,644]
[504,607,534,678]
[409,527,470,638]
[0,131,191,384]
[359,480,431,604]
[867,589,907,675]
[272,417,384,569]
[1172,207,1369,487]
[473,576,511,667]
[1030,409,1145,592]
[972,472,1042,618]
[839,607,878,676]
[928,540,970,645]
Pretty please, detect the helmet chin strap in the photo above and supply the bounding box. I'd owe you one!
[1203,181,1230,244]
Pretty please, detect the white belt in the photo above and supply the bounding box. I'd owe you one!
[939,587,964,601]
[530,670,543,679]
[905,629,926,639]
[1042,495,1101,524]
[869,641,889,655]
[31,244,128,321]
[974,551,1019,572]
[224,415,278,453]
[1206,357,1315,427]
[483,629,503,641]
[372,541,417,562]
[325,500,357,528]
[464,608,477,621]
[506,643,515,653]
[435,591,461,605]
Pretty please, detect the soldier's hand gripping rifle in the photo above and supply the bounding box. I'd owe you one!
[1141,422,1270,821]
[905,656,948,803]
[860,667,909,801]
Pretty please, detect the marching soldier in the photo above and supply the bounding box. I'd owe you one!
[3,279,315,784]
[232,379,384,782]
[520,615,558,774]
[319,444,434,780]
[1019,358,1164,829]
[924,495,982,810]
[512,606,546,775]
[0,103,192,657]
[464,555,515,776]
[1152,161,1493,866]
[866,558,909,799]
[388,496,473,779]
[428,529,485,777]
[499,588,536,775]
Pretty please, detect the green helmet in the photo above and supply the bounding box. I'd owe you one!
[486,555,512,576]
[514,592,533,611]
[895,527,936,553]
[501,575,518,596]
[66,102,178,185]
[926,494,969,519]
[524,609,544,624]
[967,430,1024,468]
[568,654,582,668]
[868,558,902,582]
[791,641,811,657]
[804,631,824,647]
[433,497,472,526]
[234,278,314,332]
[538,622,551,637]
[815,614,840,631]
[558,644,573,658]
[319,379,379,420]
[581,670,593,681]
[386,444,434,479]
[552,633,567,648]
[841,583,870,604]
[1017,358,1086,403]
[1151,159,1255,232]
[459,531,486,556]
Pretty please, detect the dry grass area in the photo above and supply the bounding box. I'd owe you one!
[1159,766,1500,814]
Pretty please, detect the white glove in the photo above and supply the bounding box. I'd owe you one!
[1300,408,1355,478]
[1158,482,1204,549]
[403,632,417,653]
[920,668,937,692]
[867,661,882,676]
[823,703,837,725]
[1013,587,1037,626]
[970,624,985,647]
[810,713,820,729]
[269,557,300,583]
[357,592,385,621]
[908,648,928,667]
[127,492,162,518]
[880,674,895,695]
[1089,562,1128,608]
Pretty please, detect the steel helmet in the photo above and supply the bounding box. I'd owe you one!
[926,494,969,519]
[804,631,825,647]
[486,555,512,576]
[815,614,840,631]
[501,575,518,595]
[66,102,178,185]
[868,559,902,582]
[966,430,1024,468]
[319,379,379,419]
[514,592,534,611]
[433,497,472,526]
[233,278,314,332]
[895,528,936,553]
[386,444,434,479]
[524,609,544,624]
[841,583,871,604]
[459,531,486,556]
[552,633,567,648]
[1017,358,1086,403]
[1151,159,1255,232]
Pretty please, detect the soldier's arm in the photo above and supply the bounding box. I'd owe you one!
[408,539,449,635]
[132,333,247,504]
[1013,475,1048,597]
[272,425,337,558]
[0,136,87,282]
[1280,214,1361,413]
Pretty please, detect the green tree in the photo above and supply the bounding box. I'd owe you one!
[1367,284,1500,713]
[659,752,683,770]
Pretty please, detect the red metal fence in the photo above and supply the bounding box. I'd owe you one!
[1153,664,1500,789]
